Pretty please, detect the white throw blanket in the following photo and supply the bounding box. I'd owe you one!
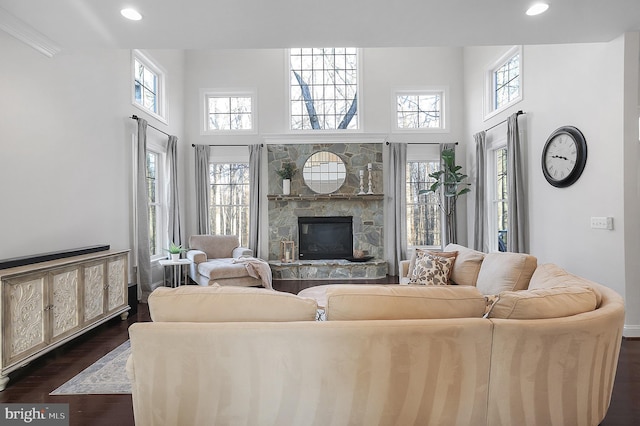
[232,257,273,289]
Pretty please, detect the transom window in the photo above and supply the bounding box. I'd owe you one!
[289,48,359,130]
[209,163,250,247]
[132,50,166,122]
[204,94,254,132]
[396,90,445,130]
[406,160,441,248]
[485,46,522,119]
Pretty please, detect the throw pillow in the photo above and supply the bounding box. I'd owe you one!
[408,249,457,282]
[409,253,456,285]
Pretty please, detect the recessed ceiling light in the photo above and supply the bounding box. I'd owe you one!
[526,2,550,16]
[120,8,142,21]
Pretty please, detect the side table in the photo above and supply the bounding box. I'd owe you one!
[158,258,192,287]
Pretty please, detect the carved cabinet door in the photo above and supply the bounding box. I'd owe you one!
[82,260,106,324]
[49,266,81,342]
[106,255,127,313]
[2,272,47,366]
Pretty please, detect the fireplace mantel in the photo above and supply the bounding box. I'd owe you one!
[267,193,383,201]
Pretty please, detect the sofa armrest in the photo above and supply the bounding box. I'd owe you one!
[187,249,207,264]
[233,247,253,258]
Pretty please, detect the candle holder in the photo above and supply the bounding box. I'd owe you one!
[358,170,366,195]
[280,240,295,263]
[367,167,374,194]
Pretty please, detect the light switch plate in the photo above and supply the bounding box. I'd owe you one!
[591,217,614,230]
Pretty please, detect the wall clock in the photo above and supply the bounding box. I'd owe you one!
[541,126,587,188]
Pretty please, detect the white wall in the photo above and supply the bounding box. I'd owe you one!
[0,32,186,286]
[463,34,640,334]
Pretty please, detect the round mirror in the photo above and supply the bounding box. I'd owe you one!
[302,151,347,194]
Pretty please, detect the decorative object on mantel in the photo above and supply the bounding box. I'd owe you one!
[358,169,366,195]
[367,163,374,194]
[276,162,298,195]
[302,151,347,194]
[280,240,295,263]
[420,148,471,244]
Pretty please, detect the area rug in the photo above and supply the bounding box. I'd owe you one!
[50,340,131,395]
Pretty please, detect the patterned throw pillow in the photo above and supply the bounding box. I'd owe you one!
[409,253,456,285]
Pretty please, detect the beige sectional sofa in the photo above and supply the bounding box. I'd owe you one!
[127,245,624,426]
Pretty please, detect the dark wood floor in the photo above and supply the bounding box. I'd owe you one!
[0,278,638,425]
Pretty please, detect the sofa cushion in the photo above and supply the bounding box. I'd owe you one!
[486,286,598,319]
[528,263,603,307]
[409,253,456,285]
[148,285,318,322]
[475,252,537,295]
[189,235,239,259]
[444,244,485,286]
[325,284,486,320]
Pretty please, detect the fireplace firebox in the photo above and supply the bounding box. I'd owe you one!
[298,216,353,260]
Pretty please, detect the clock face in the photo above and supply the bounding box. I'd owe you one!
[541,126,587,188]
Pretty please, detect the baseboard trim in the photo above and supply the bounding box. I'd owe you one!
[623,324,640,338]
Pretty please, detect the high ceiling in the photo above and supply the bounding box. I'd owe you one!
[1,0,639,51]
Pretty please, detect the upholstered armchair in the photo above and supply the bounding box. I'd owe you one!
[187,235,269,287]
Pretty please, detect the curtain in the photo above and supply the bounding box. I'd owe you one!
[384,142,407,276]
[507,113,528,253]
[440,143,457,246]
[248,144,262,257]
[134,118,152,300]
[194,144,210,235]
[167,135,182,247]
[473,131,487,252]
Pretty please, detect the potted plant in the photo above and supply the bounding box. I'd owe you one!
[276,162,297,195]
[164,242,187,260]
[419,148,471,245]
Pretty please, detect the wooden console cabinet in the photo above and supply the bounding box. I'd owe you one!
[0,249,130,391]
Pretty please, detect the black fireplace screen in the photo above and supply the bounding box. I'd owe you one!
[298,216,353,260]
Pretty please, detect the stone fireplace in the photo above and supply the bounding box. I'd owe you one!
[298,216,353,260]
[267,143,387,279]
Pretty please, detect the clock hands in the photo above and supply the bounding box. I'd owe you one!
[550,154,568,161]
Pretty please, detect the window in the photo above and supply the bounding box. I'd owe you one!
[485,46,522,119]
[209,163,250,246]
[395,90,445,131]
[146,149,166,259]
[203,92,255,133]
[490,146,508,252]
[132,50,166,122]
[290,48,359,130]
[406,160,441,248]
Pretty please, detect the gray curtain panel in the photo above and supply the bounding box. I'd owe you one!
[248,144,262,257]
[507,112,528,253]
[440,142,457,246]
[194,144,210,235]
[135,118,152,300]
[473,131,487,252]
[383,142,407,276]
[167,135,182,247]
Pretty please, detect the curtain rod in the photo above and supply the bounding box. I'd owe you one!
[130,115,171,137]
[191,143,264,147]
[385,141,458,145]
[484,110,525,133]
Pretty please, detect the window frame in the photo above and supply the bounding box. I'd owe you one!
[200,89,257,135]
[393,87,448,133]
[146,142,168,262]
[484,46,523,121]
[132,50,167,124]
[405,145,442,251]
[486,137,508,253]
[287,47,362,133]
